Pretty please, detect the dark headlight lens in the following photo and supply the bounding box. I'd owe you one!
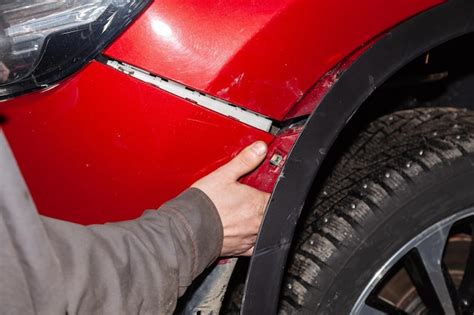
[0,0,150,99]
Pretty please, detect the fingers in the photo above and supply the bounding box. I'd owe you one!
[219,141,267,180]
[259,192,271,217]
[240,190,268,257]
[191,140,270,257]
[242,246,255,256]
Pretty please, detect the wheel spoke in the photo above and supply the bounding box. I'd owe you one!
[458,221,474,308]
[352,211,474,315]
[442,261,462,312]
[362,296,408,315]
[358,303,390,315]
[404,224,457,314]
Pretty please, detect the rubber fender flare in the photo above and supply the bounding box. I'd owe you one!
[241,0,474,313]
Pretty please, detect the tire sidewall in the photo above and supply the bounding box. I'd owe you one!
[313,155,474,314]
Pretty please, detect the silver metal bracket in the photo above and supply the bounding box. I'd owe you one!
[105,59,273,132]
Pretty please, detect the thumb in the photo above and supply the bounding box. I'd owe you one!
[220,141,267,180]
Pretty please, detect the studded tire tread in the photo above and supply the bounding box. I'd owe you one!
[280,107,474,314]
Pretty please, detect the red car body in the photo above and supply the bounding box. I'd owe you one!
[10,0,474,312]
[0,0,442,225]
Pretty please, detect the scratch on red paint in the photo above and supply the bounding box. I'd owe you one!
[284,37,380,120]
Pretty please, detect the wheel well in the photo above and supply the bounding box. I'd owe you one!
[224,32,474,312]
[368,32,474,113]
[280,32,474,313]
[242,1,474,311]
[306,32,474,205]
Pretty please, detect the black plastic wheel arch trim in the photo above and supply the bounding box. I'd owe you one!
[241,0,474,313]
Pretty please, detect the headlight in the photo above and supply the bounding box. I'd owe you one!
[0,0,150,99]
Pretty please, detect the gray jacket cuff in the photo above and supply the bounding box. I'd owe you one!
[161,188,223,280]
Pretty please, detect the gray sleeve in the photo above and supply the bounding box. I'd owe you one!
[0,186,223,314]
[42,188,223,314]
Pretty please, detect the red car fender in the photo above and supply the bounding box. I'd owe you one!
[0,63,273,224]
[105,0,444,120]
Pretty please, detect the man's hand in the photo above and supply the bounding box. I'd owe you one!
[192,141,270,257]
